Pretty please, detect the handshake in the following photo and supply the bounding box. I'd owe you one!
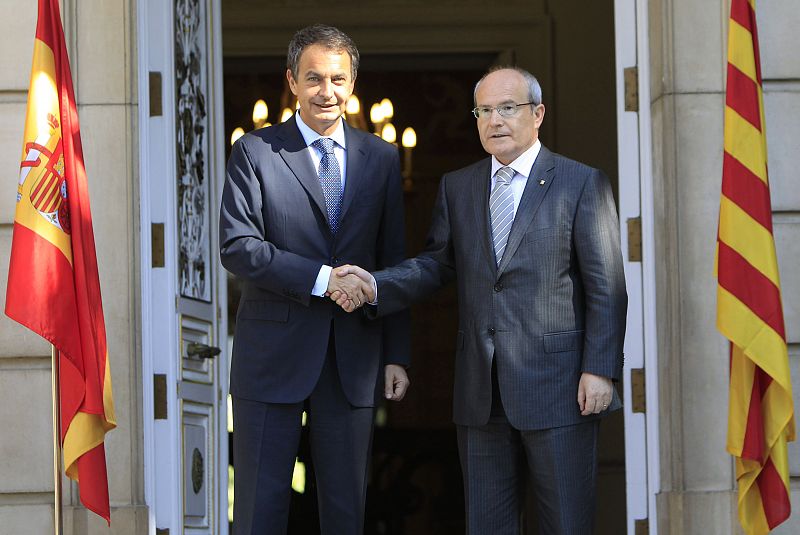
[326,265,375,312]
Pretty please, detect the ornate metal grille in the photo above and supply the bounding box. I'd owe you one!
[175,0,211,301]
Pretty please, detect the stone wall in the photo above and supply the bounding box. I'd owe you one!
[650,0,800,533]
[0,0,146,533]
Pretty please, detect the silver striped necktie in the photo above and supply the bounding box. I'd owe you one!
[490,166,515,265]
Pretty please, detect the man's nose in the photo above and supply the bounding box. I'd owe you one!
[318,78,333,98]
[489,108,505,125]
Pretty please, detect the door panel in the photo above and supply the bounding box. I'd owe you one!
[614,0,659,533]
[180,307,220,535]
[182,399,215,532]
[139,0,228,532]
[181,311,216,383]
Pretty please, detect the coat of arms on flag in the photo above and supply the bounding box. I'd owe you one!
[19,113,71,234]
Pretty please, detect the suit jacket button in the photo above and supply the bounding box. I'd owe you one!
[488,327,495,336]
[493,283,503,292]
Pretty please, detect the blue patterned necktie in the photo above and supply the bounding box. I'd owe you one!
[312,138,343,234]
[490,166,515,265]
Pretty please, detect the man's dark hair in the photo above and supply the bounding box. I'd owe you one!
[287,24,360,80]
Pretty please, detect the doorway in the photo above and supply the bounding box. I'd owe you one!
[219,1,634,533]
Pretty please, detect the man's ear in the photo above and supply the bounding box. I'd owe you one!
[534,103,546,128]
[287,68,298,95]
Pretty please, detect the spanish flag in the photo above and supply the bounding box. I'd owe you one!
[717,0,795,533]
[4,0,116,524]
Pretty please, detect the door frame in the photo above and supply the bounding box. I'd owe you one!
[137,0,229,532]
[614,0,660,533]
[134,1,657,530]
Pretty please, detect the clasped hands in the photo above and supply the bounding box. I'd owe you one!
[326,265,374,312]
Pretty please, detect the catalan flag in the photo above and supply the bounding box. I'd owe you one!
[4,0,116,524]
[717,0,796,533]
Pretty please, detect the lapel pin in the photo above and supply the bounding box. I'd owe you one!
[539,179,546,185]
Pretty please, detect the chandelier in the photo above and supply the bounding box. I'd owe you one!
[230,95,416,190]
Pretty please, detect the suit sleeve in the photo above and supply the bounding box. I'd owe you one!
[219,139,321,306]
[373,171,457,317]
[375,149,411,366]
[573,169,628,380]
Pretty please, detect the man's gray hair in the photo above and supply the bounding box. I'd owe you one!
[473,66,542,107]
[287,24,360,80]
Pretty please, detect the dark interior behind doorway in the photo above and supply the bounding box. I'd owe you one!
[222,6,624,530]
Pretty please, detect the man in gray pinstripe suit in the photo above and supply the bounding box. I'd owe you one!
[333,66,627,534]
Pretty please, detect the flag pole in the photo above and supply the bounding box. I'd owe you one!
[51,345,63,535]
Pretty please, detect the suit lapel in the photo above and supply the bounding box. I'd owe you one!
[276,117,328,222]
[470,159,497,274]
[497,146,556,275]
[340,122,369,222]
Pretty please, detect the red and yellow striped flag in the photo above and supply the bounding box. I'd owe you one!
[717,0,795,533]
[4,0,116,524]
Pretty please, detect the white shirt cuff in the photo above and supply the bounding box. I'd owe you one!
[367,274,378,305]
[311,265,333,296]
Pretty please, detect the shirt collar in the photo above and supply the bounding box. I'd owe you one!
[295,112,347,150]
[490,139,541,179]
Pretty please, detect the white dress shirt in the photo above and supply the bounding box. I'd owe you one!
[489,139,541,217]
[293,113,347,296]
[371,140,543,307]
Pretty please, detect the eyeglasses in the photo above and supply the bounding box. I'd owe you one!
[472,102,536,119]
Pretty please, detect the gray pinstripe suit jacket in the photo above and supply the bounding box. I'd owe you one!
[373,146,627,430]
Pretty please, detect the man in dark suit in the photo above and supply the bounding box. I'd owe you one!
[219,24,410,535]
[333,66,627,534]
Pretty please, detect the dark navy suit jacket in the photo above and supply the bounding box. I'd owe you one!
[220,116,409,407]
